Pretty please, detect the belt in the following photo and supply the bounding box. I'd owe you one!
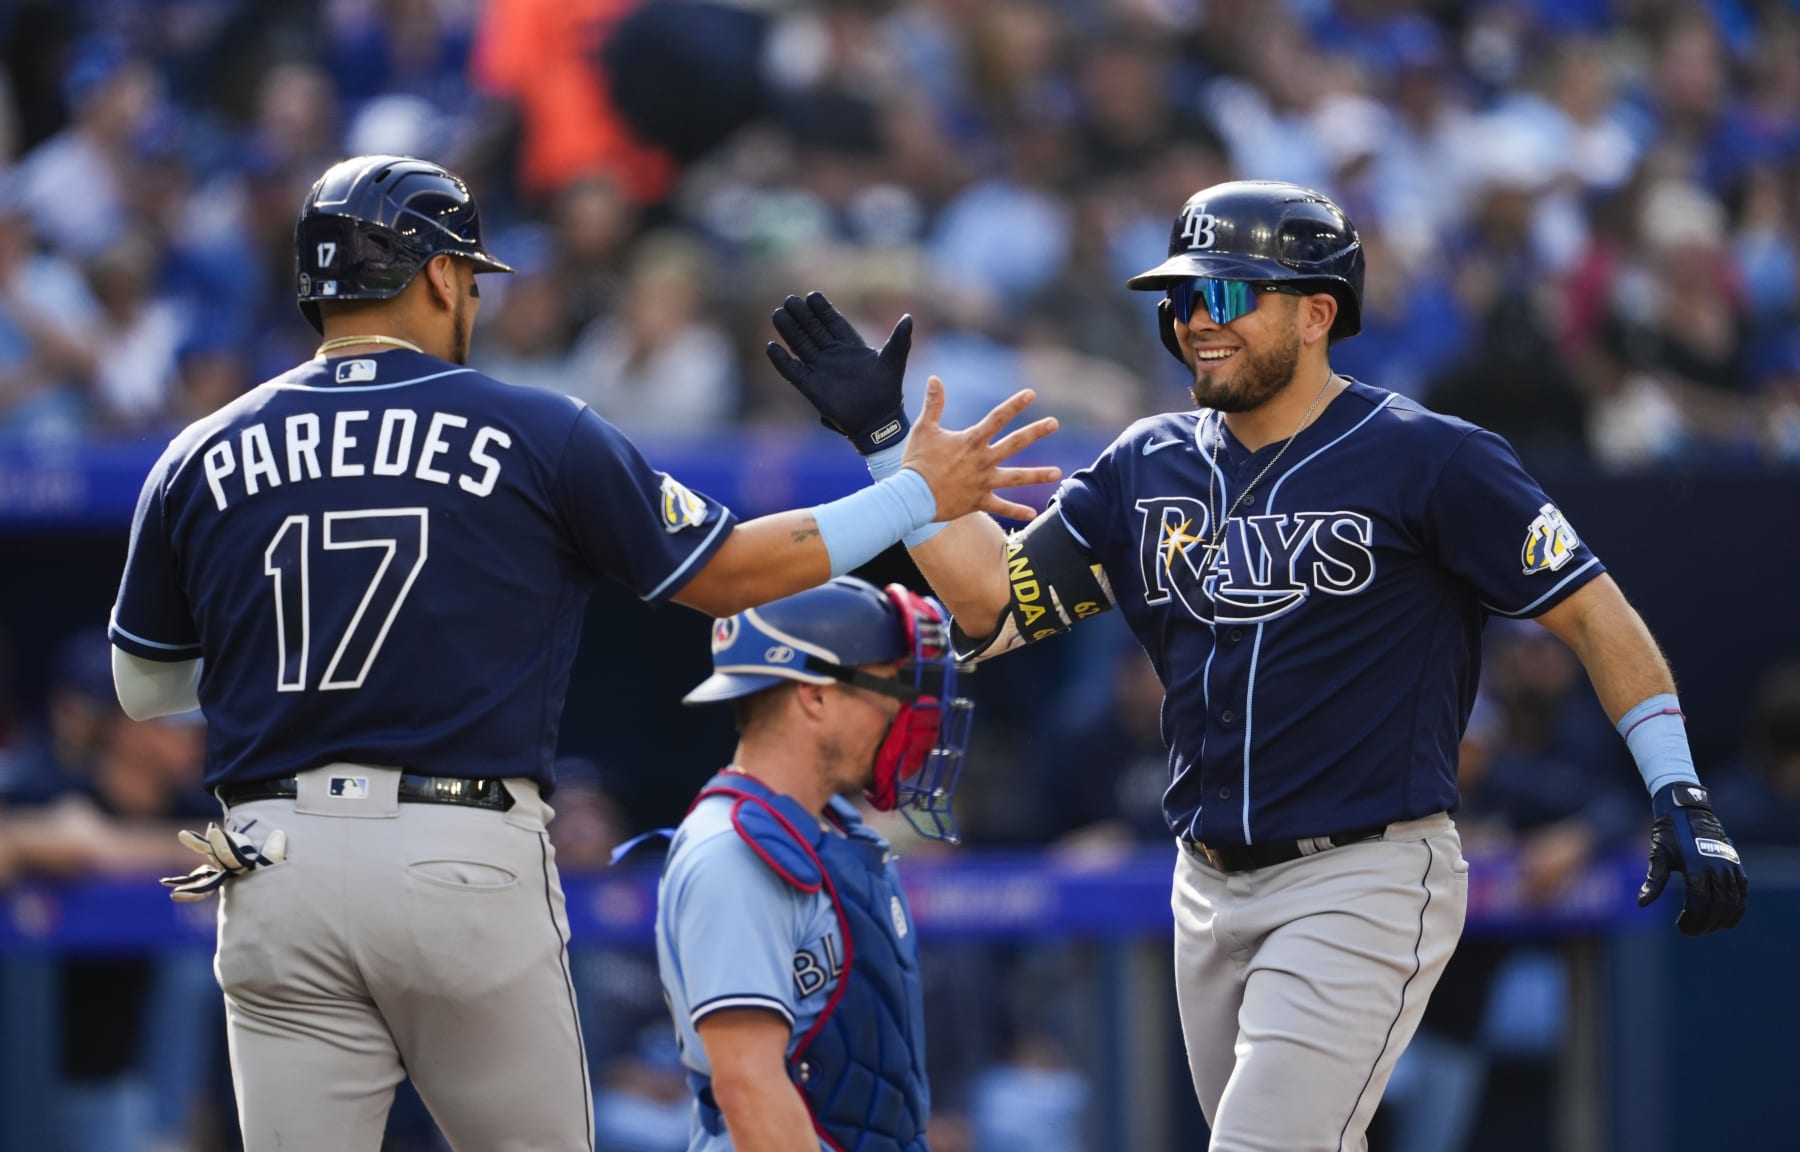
[1180,823,1389,874]
[217,773,515,813]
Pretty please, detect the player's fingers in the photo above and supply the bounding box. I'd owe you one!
[807,291,863,344]
[788,292,832,345]
[878,314,914,367]
[1676,871,1711,936]
[989,465,1063,489]
[1723,870,1748,930]
[1637,852,1669,907]
[176,828,212,857]
[764,342,807,385]
[262,829,288,865]
[968,388,1039,442]
[979,493,1045,522]
[771,299,819,357]
[916,376,946,428]
[988,417,1061,460]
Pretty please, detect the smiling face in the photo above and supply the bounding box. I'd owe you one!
[1173,284,1309,412]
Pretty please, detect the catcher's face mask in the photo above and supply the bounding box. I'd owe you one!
[807,586,973,843]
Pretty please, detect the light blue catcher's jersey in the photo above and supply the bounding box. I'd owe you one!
[655,794,841,1152]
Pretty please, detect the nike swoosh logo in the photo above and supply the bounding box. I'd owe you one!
[1142,439,1184,456]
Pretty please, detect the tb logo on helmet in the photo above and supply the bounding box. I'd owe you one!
[1180,204,1219,250]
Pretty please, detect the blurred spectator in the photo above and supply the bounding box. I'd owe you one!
[472,0,675,205]
[0,179,100,439]
[0,630,218,1152]
[469,225,576,395]
[568,230,739,433]
[1042,641,1170,849]
[12,37,158,260]
[1707,661,1800,848]
[86,232,188,430]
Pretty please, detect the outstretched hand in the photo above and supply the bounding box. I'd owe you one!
[903,376,1061,522]
[766,291,914,454]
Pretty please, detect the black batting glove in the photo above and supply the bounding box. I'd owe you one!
[766,291,913,455]
[1638,783,1747,936]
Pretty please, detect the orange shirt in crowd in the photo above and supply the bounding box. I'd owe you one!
[471,0,676,205]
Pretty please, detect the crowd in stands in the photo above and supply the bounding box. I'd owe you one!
[0,0,1797,468]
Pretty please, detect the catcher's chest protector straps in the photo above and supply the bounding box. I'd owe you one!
[697,777,931,1152]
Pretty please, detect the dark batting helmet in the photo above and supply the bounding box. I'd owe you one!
[1127,180,1364,363]
[294,155,514,332]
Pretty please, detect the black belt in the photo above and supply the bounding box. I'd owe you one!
[217,774,515,813]
[1181,823,1389,874]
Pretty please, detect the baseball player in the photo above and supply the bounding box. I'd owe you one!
[656,576,968,1152]
[105,155,1055,1152]
[766,180,1750,1150]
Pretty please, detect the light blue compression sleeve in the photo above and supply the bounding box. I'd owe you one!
[866,442,948,546]
[1618,693,1702,795]
[811,469,937,577]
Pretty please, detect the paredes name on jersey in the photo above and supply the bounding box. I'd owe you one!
[199,407,513,510]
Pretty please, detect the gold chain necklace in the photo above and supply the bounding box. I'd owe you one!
[316,334,426,356]
[1199,373,1337,580]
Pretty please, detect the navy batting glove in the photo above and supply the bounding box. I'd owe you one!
[1638,783,1747,936]
[766,291,913,455]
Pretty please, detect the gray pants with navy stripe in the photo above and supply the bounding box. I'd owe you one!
[214,765,593,1151]
[1172,812,1468,1152]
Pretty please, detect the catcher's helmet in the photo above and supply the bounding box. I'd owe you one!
[685,576,973,842]
[294,155,513,332]
[1127,180,1363,362]
[684,577,915,703]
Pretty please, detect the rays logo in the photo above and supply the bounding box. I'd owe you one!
[1520,502,1580,574]
[1134,497,1376,624]
[1179,204,1219,250]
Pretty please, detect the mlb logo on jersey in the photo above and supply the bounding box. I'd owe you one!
[1520,502,1580,574]
[329,776,370,800]
[334,359,378,384]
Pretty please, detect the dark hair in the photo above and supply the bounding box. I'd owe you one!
[729,683,794,735]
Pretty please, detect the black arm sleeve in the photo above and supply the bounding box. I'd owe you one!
[951,507,1115,661]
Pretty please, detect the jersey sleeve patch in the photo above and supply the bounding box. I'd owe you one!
[660,474,709,534]
[1520,502,1581,574]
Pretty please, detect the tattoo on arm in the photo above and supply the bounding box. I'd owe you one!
[790,523,820,544]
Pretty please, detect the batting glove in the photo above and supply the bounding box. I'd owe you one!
[1638,783,1747,936]
[766,291,913,454]
[160,818,288,902]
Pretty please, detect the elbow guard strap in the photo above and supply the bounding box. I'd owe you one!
[952,507,1114,661]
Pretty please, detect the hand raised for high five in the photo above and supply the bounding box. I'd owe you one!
[904,376,1060,523]
[767,292,913,455]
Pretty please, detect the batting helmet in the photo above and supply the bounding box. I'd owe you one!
[294,155,513,332]
[1127,180,1364,363]
[685,576,974,842]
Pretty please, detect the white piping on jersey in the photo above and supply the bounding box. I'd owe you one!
[1238,392,1395,844]
[1482,556,1600,618]
[642,514,733,603]
[108,614,200,652]
[690,993,795,1027]
[268,367,476,392]
[1183,415,1232,845]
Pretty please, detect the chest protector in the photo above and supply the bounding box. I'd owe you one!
[693,773,930,1152]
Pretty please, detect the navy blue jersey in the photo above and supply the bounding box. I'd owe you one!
[1054,379,1603,845]
[110,350,735,791]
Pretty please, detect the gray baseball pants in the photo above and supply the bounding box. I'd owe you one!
[213,765,593,1151]
[1172,812,1468,1152]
